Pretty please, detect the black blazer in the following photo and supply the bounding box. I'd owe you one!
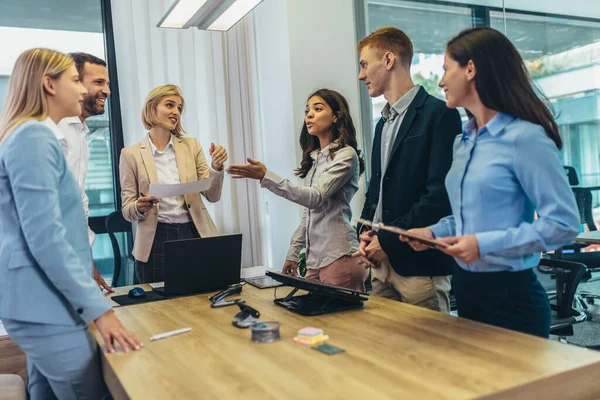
[359,87,462,277]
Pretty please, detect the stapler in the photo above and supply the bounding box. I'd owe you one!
[232,301,260,328]
[210,284,244,308]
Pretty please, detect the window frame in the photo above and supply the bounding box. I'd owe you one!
[88,0,126,235]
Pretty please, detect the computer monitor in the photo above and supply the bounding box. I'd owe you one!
[155,234,242,296]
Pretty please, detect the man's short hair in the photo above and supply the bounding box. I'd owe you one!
[357,27,414,68]
[67,52,107,77]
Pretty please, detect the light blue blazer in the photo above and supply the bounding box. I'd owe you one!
[0,120,111,325]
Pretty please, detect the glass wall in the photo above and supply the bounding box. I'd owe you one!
[0,0,126,284]
[357,0,600,220]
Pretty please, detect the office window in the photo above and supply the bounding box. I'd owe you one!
[0,0,125,280]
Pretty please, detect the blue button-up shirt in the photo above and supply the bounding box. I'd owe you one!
[429,113,579,272]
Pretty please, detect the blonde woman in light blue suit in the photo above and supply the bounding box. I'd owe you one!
[0,49,142,399]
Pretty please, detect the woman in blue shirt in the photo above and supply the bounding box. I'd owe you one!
[402,27,579,338]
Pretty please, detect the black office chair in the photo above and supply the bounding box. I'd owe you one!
[105,210,133,288]
[558,166,600,318]
[537,259,587,342]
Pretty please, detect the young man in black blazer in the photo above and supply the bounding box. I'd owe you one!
[355,27,462,312]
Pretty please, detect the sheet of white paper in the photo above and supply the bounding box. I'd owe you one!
[149,177,214,199]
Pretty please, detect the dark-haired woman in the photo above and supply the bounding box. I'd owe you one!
[401,27,579,338]
[228,89,368,291]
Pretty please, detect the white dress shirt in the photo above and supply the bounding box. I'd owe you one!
[147,134,191,224]
[45,117,95,246]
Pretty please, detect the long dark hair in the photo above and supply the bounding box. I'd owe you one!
[295,89,365,178]
[446,27,562,149]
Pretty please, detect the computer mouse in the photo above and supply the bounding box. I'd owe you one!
[128,287,147,299]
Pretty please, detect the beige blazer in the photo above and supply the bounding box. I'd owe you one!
[119,135,223,262]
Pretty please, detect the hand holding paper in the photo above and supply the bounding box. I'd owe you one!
[149,177,214,199]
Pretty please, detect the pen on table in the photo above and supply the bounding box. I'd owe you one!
[149,327,192,341]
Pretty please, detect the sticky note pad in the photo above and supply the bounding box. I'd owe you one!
[297,327,323,337]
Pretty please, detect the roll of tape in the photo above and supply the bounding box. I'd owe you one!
[251,321,281,343]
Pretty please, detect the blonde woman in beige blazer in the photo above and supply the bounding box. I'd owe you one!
[120,85,228,283]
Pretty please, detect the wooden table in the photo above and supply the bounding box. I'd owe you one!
[97,285,600,400]
[575,231,600,245]
[0,335,27,384]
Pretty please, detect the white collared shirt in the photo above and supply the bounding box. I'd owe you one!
[45,117,95,246]
[147,134,191,224]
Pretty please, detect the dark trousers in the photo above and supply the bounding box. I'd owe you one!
[134,222,200,284]
[452,266,551,338]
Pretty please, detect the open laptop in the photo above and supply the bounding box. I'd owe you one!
[153,234,242,296]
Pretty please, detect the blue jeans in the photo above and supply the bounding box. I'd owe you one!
[2,320,110,400]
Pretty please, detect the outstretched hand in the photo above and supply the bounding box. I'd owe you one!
[227,158,267,180]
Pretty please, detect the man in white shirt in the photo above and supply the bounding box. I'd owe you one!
[56,52,113,292]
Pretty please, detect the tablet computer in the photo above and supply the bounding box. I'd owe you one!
[243,275,284,289]
[356,218,448,249]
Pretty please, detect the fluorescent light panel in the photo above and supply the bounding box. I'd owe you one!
[207,0,264,31]
[159,0,208,28]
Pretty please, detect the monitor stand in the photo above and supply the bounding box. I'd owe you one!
[274,287,365,316]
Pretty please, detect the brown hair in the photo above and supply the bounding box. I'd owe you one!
[295,89,364,179]
[446,27,561,149]
[141,84,186,138]
[357,27,414,68]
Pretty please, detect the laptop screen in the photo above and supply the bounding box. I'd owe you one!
[162,234,242,296]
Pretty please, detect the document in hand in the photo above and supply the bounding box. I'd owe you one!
[149,177,214,199]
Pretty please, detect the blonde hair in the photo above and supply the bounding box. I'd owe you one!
[141,84,186,138]
[0,48,74,142]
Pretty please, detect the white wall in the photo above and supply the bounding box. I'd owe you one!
[253,0,367,269]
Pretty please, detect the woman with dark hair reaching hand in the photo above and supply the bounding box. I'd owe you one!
[401,27,579,337]
[228,88,368,291]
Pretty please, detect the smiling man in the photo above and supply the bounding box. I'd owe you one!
[56,52,114,292]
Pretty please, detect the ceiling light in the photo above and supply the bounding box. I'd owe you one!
[158,0,264,31]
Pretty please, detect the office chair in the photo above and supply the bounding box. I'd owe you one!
[537,259,587,343]
[559,166,600,319]
[105,210,134,288]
